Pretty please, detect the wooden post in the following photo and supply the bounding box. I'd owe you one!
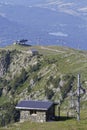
[67,110,69,118]
[58,106,60,118]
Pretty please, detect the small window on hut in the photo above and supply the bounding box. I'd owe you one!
[30,110,37,115]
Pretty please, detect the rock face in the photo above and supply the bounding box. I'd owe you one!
[2,87,8,96]
[0,51,10,77]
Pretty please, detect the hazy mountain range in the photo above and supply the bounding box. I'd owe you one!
[0,0,87,50]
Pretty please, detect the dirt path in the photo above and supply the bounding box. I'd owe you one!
[41,46,65,53]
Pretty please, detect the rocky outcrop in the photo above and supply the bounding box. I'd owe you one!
[0,47,86,107]
[0,51,10,77]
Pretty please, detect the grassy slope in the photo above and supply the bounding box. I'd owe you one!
[0,110,87,130]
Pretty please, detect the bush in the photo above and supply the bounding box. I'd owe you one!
[30,63,41,72]
[0,88,2,96]
[9,68,27,91]
[45,86,54,100]
[44,57,57,64]
[0,102,20,127]
[0,50,10,72]
[61,75,75,99]
[47,76,60,88]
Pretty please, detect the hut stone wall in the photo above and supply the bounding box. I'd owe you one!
[20,110,46,122]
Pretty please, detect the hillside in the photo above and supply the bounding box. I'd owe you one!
[0,45,87,127]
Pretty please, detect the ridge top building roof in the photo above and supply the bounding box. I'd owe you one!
[16,100,54,111]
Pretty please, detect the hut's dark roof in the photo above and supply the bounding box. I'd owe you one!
[20,39,28,43]
[16,100,53,111]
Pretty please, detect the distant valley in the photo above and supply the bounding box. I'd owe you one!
[0,0,87,50]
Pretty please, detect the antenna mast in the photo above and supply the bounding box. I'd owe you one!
[76,74,80,121]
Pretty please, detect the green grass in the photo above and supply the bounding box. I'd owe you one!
[0,110,87,130]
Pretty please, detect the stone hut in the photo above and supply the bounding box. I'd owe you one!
[27,49,38,56]
[13,39,28,45]
[16,100,55,122]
